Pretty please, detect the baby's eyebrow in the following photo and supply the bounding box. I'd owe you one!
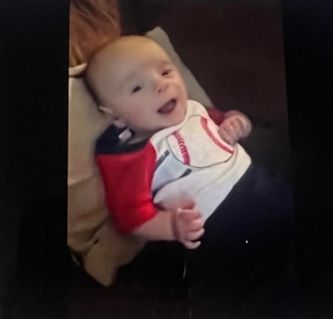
[119,72,137,90]
[118,60,173,89]
[161,60,173,67]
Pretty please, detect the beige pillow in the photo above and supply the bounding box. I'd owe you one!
[68,75,110,185]
[67,26,212,286]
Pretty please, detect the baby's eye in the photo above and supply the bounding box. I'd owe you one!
[161,69,172,76]
[131,86,142,93]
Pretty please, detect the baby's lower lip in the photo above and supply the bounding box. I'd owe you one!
[157,99,177,114]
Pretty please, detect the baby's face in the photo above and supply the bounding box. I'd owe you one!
[95,40,188,136]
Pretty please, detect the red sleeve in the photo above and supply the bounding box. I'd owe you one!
[96,142,157,234]
[207,107,225,125]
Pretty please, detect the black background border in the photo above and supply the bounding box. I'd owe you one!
[1,0,332,316]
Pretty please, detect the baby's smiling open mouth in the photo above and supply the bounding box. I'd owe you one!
[157,98,177,114]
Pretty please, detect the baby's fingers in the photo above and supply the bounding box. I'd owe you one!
[185,228,205,241]
[184,240,201,250]
[188,218,204,231]
[177,208,201,222]
[219,126,236,145]
[234,116,251,137]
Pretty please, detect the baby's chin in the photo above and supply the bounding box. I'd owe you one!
[131,105,187,138]
[136,118,185,138]
[172,101,187,122]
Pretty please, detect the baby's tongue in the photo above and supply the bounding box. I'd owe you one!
[158,99,176,114]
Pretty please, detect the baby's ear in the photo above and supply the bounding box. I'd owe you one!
[98,105,114,116]
[98,106,127,128]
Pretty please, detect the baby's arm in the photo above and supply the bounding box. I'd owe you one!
[218,110,252,145]
[133,207,205,249]
[96,139,204,249]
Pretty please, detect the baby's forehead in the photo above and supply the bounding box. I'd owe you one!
[101,43,170,72]
[90,37,173,88]
[104,37,169,60]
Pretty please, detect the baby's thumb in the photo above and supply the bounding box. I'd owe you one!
[177,208,201,221]
[179,198,196,210]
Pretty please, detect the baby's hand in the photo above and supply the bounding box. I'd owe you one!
[218,110,252,145]
[173,208,205,249]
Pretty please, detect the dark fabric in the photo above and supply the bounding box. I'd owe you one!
[95,124,147,155]
[117,240,187,297]
[187,164,294,290]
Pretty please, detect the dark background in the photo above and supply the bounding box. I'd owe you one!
[1,0,332,318]
[283,0,333,267]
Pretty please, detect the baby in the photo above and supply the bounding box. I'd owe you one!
[86,36,293,288]
[85,36,254,249]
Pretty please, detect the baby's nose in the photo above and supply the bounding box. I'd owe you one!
[154,78,169,94]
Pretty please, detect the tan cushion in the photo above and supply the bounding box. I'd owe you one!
[68,68,146,286]
[68,77,110,185]
[68,173,145,286]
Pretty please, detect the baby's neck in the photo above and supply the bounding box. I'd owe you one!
[121,128,154,144]
[128,134,151,144]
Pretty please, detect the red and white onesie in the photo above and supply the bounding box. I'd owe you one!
[96,100,251,234]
